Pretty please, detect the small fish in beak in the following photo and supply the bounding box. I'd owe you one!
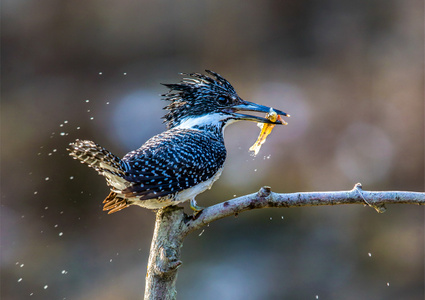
[249,108,289,156]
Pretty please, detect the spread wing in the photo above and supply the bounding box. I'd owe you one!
[121,128,226,200]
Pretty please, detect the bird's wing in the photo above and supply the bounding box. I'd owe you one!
[121,129,226,200]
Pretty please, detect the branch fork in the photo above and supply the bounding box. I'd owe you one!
[144,184,425,299]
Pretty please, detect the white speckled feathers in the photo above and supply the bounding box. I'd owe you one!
[68,127,227,211]
[67,70,284,213]
[121,127,226,200]
[68,140,129,190]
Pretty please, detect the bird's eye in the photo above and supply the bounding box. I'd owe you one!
[217,96,230,105]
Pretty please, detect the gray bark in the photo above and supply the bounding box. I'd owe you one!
[144,183,425,299]
[144,206,186,300]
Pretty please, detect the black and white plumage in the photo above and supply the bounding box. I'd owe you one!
[68,70,288,213]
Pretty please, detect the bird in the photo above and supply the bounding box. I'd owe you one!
[68,70,288,214]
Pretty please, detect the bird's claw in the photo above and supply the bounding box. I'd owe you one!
[190,199,204,214]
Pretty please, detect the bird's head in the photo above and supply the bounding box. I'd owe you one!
[162,70,289,130]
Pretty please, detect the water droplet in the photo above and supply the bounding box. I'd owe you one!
[45,177,50,181]
[64,120,68,124]
[386,282,390,286]
[59,232,63,236]
[45,206,48,210]
[123,72,127,75]
[61,270,67,274]
[106,102,110,105]
[18,278,23,282]
[254,169,257,172]
[76,127,81,130]
[98,72,103,75]
[54,224,58,228]
[90,117,94,120]
[34,191,38,195]
[368,252,372,257]
[44,285,48,289]
[315,295,319,299]
[60,132,66,136]
[269,217,272,220]
[85,99,90,103]
[69,176,74,180]
[109,259,113,262]
[20,264,24,267]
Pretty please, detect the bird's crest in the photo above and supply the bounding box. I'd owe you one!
[162,70,239,128]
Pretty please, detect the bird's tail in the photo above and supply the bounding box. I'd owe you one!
[68,140,130,213]
[102,191,129,214]
[67,139,126,176]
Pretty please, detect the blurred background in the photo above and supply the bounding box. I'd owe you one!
[1,0,424,299]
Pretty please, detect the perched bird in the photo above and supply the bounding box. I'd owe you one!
[68,70,288,213]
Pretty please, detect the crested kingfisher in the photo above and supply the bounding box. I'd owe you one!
[68,70,288,213]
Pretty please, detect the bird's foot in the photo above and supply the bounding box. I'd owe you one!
[190,199,204,213]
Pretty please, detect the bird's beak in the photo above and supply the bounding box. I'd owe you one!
[226,100,290,124]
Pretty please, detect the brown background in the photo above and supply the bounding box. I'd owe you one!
[2,1,424,299]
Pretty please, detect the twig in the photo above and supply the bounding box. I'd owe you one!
[183,183,425,235]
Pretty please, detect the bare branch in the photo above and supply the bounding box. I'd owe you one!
[183,183,425,235]
[145,183,424,299]
[145,207,185,300]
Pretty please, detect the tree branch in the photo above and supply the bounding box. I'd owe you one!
[145,206,185,300]
[145,183,425,299]
[183,183,425,235]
